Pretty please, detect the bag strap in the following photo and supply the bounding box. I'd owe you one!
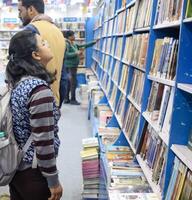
[22,134,37,168]
[22,134,33,153]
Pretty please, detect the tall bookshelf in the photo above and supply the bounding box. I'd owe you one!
[91,0,192,199]
[0,11,20,88]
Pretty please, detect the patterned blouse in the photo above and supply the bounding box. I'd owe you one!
[10,77,60,187]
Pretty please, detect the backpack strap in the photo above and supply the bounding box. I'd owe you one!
[22,134,37,169]
[22,134,33,153]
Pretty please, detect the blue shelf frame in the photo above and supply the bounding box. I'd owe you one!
[91,0,192,199]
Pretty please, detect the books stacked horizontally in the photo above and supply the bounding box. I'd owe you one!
[105,145,153,193]
[109,192,159,200]
[79,84,89,108]
[81,138,100,199]
[95,104,113,128]
[98,127,120,146]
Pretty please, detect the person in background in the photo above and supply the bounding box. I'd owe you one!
[6,30,63,200]
[18,0,65,107]
[61,30,97,105]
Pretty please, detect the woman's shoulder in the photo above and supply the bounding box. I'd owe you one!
[12,76,49,98]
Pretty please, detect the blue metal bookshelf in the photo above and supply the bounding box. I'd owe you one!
[89,0,192,199]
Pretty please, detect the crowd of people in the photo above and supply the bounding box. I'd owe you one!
[3,0,97,200]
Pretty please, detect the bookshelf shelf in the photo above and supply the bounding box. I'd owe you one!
[136,155,162,199]
[183,17,192,23]
[116,6,126,14]
[130,64,146,72]
[114,56,121,61]
[142,112,169,145]
[126,0,136,8]
[124,31,134,36]
[118,87,127,96]
[177,83,192,94]
[127,95,141,113]
[115,114,123,129]
[0,38,10,40]
[153,20,181,30]
[171,145,192,172]
[121,60,130,65]
[148,75,175,86]
[134,27,150,33]
[112,79,118,87]
[114,33,124,36]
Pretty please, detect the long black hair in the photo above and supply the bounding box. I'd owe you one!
[6,30,55,87]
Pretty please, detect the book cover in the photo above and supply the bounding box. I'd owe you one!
[186,0,192,18]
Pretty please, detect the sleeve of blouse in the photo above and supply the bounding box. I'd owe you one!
[28,85,59,188]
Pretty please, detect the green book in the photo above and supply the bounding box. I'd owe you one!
[186,0,192,18]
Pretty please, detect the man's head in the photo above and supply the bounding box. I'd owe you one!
[18,0,45,26]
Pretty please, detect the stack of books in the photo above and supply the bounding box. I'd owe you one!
[79,84,89,108]
[109,192,159,200]
[98,127,120,146]
[81,138,100,199]
[98,144,158,199]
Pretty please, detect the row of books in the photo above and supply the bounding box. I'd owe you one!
[55,22,85,30]
[122,33,149,70]
[102,0,116,22]
[93,28,102,41]
[123,104,140,149]
[81,137,100,199]
[114,10,126,34]
[114,37,123,58]
[109,84,118,109]
[119,64,129,94]
[139,123,167,191]
[129,69,145,106]
[146,82,174,134]
[150,37,179,81]
[116,93,126,125]
[135,0,153,29]
[165,156,192,200]
[154,0,183,25]
[101,54,110,72]
[112,60,121,85]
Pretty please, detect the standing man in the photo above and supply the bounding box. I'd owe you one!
[18,0,66,106]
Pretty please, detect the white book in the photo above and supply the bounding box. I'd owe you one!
[157,85,171,129]
[161,87,175,134]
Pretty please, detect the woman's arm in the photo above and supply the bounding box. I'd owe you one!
[28,85,59,188]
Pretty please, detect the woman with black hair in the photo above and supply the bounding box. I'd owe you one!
[60,30,97,106]
[6,30,63,200]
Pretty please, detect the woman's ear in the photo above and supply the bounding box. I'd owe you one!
[32,51,41,61]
